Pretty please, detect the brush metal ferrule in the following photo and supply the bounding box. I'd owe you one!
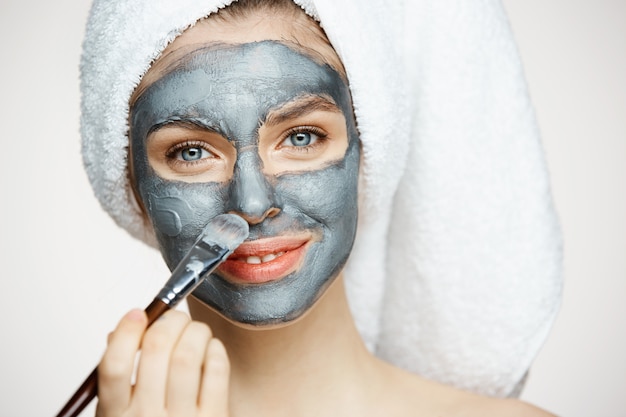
[156,240,230,306]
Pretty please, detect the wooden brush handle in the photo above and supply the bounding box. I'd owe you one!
[55,298,170,417]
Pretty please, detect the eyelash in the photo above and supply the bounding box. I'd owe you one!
[165,140,215,165]
[279,126,328,152]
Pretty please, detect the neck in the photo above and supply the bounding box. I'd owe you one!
[187,275,380,416]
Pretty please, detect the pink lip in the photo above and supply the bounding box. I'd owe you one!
[217,235,311,284]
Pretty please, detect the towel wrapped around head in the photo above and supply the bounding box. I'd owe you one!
[80,0,562,397]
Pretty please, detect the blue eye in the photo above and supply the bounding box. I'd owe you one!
[179,146,209,161]
[287,132,315,147]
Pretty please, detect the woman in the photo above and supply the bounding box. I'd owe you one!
[80,0,562,415]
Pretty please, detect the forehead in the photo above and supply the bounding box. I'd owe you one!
[152,41,339,95]
[133,10,346,102]
[133,42,349,121]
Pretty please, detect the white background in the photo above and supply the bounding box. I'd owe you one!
[0,1,624,416]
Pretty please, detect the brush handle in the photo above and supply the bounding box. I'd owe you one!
[55,298,170,417]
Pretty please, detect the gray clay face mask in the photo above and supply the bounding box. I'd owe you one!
[130,41,360,325]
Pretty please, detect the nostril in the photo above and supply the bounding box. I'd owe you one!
[230,207,280,225]
[232,194,273,221]
[266,207,281,218]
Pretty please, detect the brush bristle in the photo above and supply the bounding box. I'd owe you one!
[200,214,249,251]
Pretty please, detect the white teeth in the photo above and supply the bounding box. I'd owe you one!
[244,252,285,264]
[246,256,262,264]
[261,253,277,262]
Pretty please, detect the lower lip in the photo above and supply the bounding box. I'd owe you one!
[217,243,308,284]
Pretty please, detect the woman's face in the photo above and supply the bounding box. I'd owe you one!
[129,14,360,326]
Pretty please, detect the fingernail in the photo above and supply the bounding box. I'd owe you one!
[125,309,145,322]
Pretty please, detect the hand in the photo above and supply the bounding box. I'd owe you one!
[96,309,230,417]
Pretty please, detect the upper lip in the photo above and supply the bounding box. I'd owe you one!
[229,235,311,258]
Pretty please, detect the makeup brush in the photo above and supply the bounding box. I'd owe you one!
[55,214,249,417]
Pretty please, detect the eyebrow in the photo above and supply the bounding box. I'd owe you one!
[148,118,225,137]
[263,94,341,127]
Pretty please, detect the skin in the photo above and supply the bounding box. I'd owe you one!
[96,7,558,417]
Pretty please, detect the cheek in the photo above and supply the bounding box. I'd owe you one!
[146,184,227,235]
[277,146,360,225]
[139,179,230,269]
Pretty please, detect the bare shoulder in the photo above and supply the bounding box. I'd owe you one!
[373,360,556,417]
[428,381,557,417]
[454,397,557,417]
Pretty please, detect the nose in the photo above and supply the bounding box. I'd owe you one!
[227,152,281,225]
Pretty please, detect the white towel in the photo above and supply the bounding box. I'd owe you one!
[80,0,562,397]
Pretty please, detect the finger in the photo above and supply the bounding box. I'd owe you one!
[166,321,212,416]
[198,338,231,417]
[97,309,147,417]
[132,309,190,410]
